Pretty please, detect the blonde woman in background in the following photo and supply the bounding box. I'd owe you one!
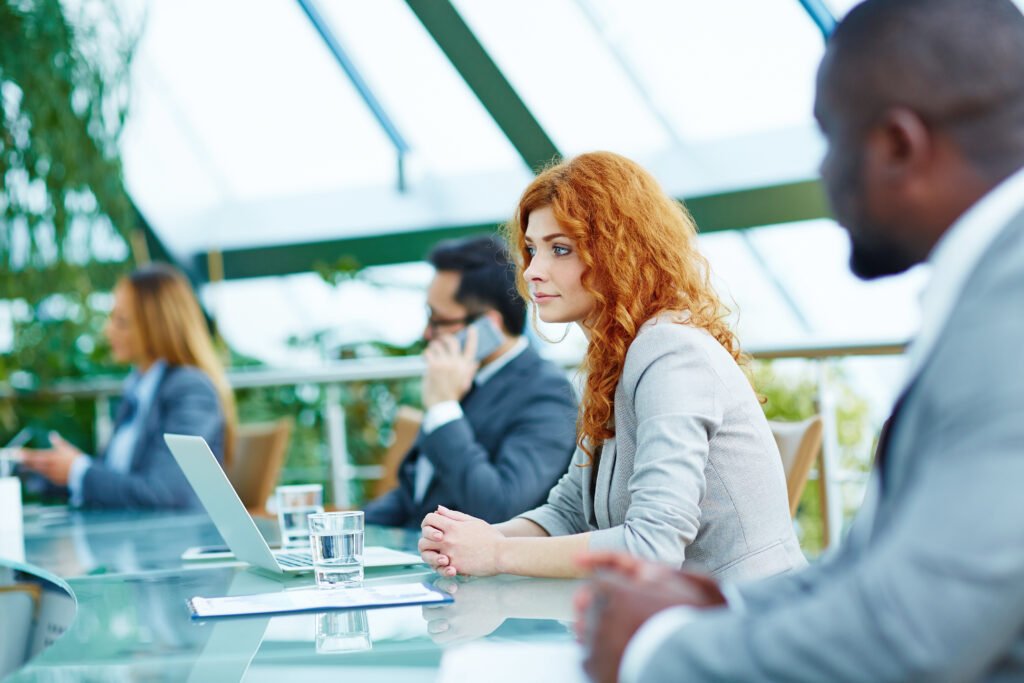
[22,263,236,509]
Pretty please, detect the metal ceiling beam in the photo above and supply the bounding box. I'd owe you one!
[194,178,831,281]
[405,0,560,172]
[297,0,410,190]
[797,0,837,40]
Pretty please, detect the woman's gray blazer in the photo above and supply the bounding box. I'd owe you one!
[519,315,806,582]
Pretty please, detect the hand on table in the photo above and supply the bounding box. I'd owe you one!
[574,552,727,683]
[421,329,478,409]
[419,505,504,577]
[19,432,83,487]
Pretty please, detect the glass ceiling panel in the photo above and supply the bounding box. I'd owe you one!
[582,0,823,142]
[453,0,826,194]
[116,0,840,257]
[452,0,675,159]
[121,0,397,255]
[315,0,523,178]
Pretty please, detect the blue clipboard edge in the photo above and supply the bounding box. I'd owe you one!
[187,580,454,620]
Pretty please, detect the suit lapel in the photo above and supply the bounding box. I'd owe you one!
[874,391,909,494]
[869,209,1024,527]
[582,453,595,528]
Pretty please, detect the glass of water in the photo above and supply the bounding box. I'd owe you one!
[308,511,364,588]
[276,484,324,548]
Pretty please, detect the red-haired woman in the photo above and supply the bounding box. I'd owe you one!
[418,152,804,581]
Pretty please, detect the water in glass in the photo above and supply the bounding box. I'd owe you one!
[311,528,364,587]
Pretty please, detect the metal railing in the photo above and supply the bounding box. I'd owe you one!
[2,340,908,539]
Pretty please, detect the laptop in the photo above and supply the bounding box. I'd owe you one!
[164,433,423,575]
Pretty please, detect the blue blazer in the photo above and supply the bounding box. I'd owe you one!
[81,365,225,510]
[364,345,578,528]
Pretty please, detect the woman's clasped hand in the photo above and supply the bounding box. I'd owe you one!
[419,505,506,577]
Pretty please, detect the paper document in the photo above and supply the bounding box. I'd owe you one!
[188,581,452,619]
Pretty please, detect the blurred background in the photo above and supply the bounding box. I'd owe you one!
[4,0,978,553]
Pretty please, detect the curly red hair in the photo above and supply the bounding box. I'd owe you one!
[506,151,743,463]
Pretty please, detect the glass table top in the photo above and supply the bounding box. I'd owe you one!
[6,508,584,682]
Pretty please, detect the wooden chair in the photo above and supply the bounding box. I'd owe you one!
[372,406,423,499]
[769,415,825,518]
[227,418,293,516]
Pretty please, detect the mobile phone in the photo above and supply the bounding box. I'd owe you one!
[454,316,505,362]
[3,427,33,450]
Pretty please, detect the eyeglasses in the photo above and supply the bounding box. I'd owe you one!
[425,310,480,333]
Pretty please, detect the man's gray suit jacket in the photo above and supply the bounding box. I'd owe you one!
[636,211,1024,681]
[363,345,578,529]
[81,365,225,510]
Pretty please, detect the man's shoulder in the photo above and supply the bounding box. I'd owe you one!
[483,344,574,399]
[503,344,569,379]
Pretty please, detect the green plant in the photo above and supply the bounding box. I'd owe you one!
[751,359,871,555]
[1,0,140,443]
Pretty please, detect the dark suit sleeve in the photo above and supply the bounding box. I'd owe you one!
[420,370,578,524]
[81,368,225,510]
[363,486,412,527]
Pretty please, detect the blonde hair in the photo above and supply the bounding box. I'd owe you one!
[122,264,237,466]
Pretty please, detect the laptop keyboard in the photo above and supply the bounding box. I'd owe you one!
[276,552,314,568]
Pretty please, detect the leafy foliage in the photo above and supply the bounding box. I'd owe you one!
[752,359,872,555]
[1,0,139,445]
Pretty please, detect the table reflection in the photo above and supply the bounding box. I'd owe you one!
[315,610,371,654]
[10,509,581,682]
[23,507,221,578]
[421,575,580,646]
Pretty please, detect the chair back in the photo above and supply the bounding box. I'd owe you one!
[227,418,293,515]
[372,406,424,498]
[769,416,824,517]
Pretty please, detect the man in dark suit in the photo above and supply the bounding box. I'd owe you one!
[364,235,578,529]
[576,1,1024,681]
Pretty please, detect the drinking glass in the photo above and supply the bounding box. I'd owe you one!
[275,484,324,548]
[308,511,364,588]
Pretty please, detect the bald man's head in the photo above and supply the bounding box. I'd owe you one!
[815,0,1024,280]
[820,0,1024,178]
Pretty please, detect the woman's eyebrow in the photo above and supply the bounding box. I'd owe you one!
[525,232,568,243]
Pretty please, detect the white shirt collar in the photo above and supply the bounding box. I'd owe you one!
[475,337,529,386]
[902,164,1024,389]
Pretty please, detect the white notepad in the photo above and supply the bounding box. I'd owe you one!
[188,581,453,619]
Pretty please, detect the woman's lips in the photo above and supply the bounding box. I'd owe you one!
[533,293,558,303]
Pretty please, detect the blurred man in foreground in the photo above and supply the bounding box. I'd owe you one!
[578,1,1024,680]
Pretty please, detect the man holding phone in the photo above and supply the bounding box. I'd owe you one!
[364,235,578,529]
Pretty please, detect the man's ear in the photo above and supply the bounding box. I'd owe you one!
[872,107,933,184]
